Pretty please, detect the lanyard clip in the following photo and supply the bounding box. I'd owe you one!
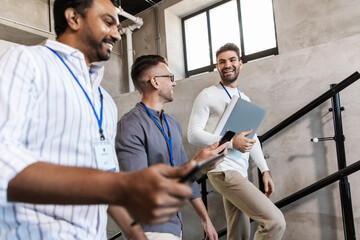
[99,129,105,141]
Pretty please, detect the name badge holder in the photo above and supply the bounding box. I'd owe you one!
[93,138,119,172]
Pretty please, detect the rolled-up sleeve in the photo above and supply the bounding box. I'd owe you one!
[0,47,40,204]
[0,145,38,204]
[115,117,148,172]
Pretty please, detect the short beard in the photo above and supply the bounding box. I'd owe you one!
[96,39,112,62]
[221,72,239,83]
[96,51,111,62]
[89,36,113,62]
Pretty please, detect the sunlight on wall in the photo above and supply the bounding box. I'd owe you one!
[0,40,21,56]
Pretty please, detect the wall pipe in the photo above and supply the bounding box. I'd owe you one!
[116,7,143,26]
[116,7,144,92]
[154,4,161,55]
[124,28,134,91]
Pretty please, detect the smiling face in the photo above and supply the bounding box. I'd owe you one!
[77,0,120,63]
[216,50,242,85]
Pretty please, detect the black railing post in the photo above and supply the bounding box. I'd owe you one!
[330,84,356,240]
[201,180,208,210]
[197,175,209,210]
[257,142,265,193]
[198,176,208,240]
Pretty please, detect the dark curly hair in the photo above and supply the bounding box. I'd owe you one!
[53,0,118,38]
[215,43,241,61]
[54,0,94,38]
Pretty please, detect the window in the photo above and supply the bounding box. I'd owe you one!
[183,13,210,71]
[182,0,278,77]
[209,1,241,65]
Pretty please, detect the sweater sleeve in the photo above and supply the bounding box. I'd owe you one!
[249,134,269,173]
[187,90,221,147]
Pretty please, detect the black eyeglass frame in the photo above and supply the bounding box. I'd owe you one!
[154,74,175,82]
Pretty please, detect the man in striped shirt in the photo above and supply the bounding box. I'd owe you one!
[0,0,221,239]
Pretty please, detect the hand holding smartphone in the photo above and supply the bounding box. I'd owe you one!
[179,153,225,183]
[218,130,235,153]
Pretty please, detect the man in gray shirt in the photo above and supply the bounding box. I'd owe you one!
[115,55,226,240]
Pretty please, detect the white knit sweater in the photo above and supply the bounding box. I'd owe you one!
[188,83,269,177]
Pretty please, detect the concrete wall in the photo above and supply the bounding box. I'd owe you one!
[1,0,360,239]
[1,0,51,32]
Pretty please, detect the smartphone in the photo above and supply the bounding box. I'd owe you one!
[179,153,225,183]
[218,130,235,153]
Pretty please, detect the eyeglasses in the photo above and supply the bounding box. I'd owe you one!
[154,74,175,82]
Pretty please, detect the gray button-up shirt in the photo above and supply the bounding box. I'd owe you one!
[115,103,201,237]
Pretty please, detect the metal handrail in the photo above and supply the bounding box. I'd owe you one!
[258,71,360,142]
[275,160,360,208]
[108,232,122,240]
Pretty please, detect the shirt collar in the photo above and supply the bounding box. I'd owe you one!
[45,40,105,92]
[45,39,83,59]
[138,102,163,117]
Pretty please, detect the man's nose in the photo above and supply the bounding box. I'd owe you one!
[224,60,231,68]
[111,27,121,42]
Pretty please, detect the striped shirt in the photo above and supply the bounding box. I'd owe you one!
[0,40,118,239]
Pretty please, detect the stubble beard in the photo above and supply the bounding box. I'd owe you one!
[221,71,239,84]
[86,36,112,63]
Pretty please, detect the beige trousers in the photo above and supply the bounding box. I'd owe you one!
[208,170,286,240]
[145,232,181,240]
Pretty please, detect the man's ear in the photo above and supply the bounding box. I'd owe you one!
[64,8,82,32]
[148,77,160,90]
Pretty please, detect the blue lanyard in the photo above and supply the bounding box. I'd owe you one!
[46,46,105,141]
[140,102,174,166]
[219,81,241,100]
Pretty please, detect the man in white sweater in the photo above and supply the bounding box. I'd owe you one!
[188,43,286,240]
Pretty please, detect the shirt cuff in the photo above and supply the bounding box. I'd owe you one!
[0,144,38,204]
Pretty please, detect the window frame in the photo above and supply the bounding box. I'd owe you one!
[182,0,278,77]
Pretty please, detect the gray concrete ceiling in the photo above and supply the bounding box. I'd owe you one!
[116,0,163,19]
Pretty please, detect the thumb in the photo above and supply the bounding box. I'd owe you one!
[176,160,197,178]
[209,141,220,149]
[245,129,253,134]
[239,129,252,136]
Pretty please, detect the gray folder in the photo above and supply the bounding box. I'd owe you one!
[215,95,267,139]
